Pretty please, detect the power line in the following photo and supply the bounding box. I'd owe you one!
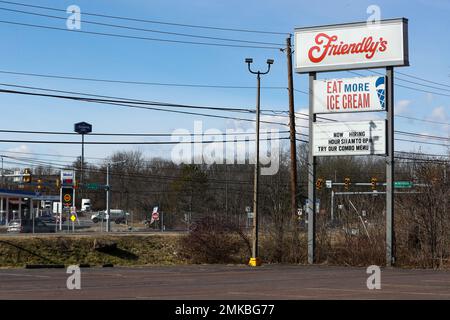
[3,127,446,141]
[0,0,288,35]
[7,69,446,128]
[1,157,269,188]
[396,70,450,89]
[396,130,449,141]
[0,150,263,176]
[348,70,450,98]
[393,155,449,164]
[395,150,450,158]
[0,6,284,46]
[0,86,256,113]
[0,81,279,114]
[396,115,450,126]
[0,128,291,137]
[0,20,282,50]
[395,138,449,147]
[0,83,291,126]
[0,84,446,142]
[367,69,450,93]
[0,69,287,90]
[0,137,291,145]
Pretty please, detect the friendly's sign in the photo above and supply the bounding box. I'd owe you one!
[313,121,386,156]
[313,76,385,113]
[295,18,408,73]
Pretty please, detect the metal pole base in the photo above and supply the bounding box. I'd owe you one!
[248,257,262,267]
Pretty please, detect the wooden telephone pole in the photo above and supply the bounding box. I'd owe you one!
[286,36,298,217]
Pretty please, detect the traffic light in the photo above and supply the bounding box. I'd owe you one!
[22,168,32,183]
[371,177,378,190]
[316,178,324,190]
[37,179,42,190]
[344,177,351,190]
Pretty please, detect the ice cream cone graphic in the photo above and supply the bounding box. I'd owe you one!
[375,76,385,110]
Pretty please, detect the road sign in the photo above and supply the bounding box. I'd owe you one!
[294,18,409,73]
[70,215,76,222]
[394,181,413,188]
[313,76,386,114]
[313,120,386,156]
[151,206,160,222]
[305,199,321,214]
[62,187,73,207]
[84,183,105,190]
[326,180,332,189]
[61,170,75,186]
[74,122,92,134]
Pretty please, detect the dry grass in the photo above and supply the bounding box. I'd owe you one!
[0,234,185,268]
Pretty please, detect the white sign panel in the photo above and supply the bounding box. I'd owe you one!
[313,76,385,114]
[313,121,386,156]
[295,18,408,73]
[61,170,75,186]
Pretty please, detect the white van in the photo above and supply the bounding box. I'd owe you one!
[91,209,128,224]
[81,199,91,212]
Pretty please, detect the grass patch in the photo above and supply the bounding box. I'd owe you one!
[0,235,186,268]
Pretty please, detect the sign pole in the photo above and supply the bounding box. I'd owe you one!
[307,72,317,264]
[59,184,62,231]
[106,163,110,233]
[386,66,395,267]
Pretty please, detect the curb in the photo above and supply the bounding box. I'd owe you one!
[25,264,65,269]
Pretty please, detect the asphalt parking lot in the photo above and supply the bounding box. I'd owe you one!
[0,265,449,299]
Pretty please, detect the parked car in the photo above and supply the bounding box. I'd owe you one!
[39,214,56,224]
[7,218,55,233]
[91,209,128,224]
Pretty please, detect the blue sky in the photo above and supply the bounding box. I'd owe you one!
[0,0,448,168]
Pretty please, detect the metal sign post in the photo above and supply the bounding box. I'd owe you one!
[307,72,317,264]
[386,66,395,266]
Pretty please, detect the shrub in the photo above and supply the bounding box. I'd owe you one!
[179,216,251,264]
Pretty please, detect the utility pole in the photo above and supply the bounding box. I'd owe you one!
[225,165,228,217]
[286,36,298,218]
[245,57,274,267]
[106,163,110,233]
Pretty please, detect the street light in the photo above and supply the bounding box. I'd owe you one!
[105,159,127,232]
[74,122,92,202]
[245,57,274,267]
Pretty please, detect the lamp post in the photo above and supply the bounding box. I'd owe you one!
[245,57,274,267]
[1,156,3,187]
[105,159,127,232]
[74,122,92,204]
